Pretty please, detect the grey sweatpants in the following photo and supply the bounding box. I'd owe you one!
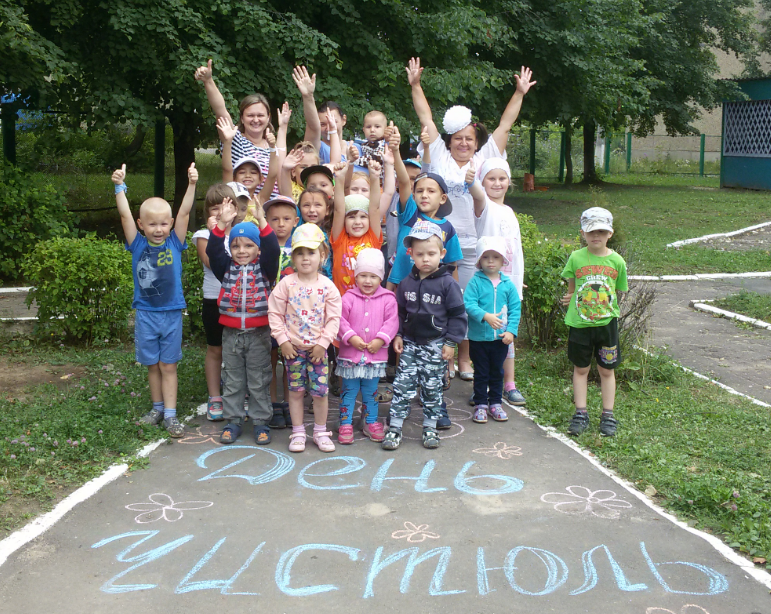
[221,326,272,425]
[389,339,445,422]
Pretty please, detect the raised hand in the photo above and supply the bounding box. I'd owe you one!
[216,116,238,142]
[325,108,338,133]
[368,159,382,175]
[265,128,277,149]
[347,144,360,163]
[219,199,237,228]
[406,57,424,87]
[382,143,394,166]
[283,149,304,170]
[277,102,291,128]
[388,125,401,149]
[111,163,126,185]
[464,161,476,185]
[207,215,218,231]
[188,162,198,184]
[420,125,431,145]
[332,161,348,179]
[248,198,265,221]
[194,59,213,82]
[384,121,393,142]
[291,66,316,97]
[514,66,537,96]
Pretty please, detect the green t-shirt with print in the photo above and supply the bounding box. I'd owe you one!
[562,247,628,328]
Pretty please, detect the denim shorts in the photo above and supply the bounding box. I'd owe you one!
[135,309,183,365]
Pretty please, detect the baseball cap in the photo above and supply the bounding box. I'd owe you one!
[404,159,422,170]
[300,164,335,186]
[580,207,614,233]
[413,172,453,218]
[263,195,299,215]
[233,157,263,175]
[475,236,510,268]
[291,223,325,252]
[344,194,369,215]
[229,222,261,249]
[403,219,444,248]
[227,182,251,199]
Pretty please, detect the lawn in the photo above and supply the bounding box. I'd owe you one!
[713,290,771,324]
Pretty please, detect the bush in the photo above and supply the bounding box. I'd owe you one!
[0,163,76,280]
[23,236,133,343]
[181,231,204,334]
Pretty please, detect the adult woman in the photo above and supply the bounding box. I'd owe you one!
[194,59,279,196]
[407,57,535,379]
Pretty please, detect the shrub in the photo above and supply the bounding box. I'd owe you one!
[23,236,133,343]
[0,162,76,280]
[181,231,204,334]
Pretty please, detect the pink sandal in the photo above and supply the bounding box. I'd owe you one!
[288,431,306,453]
[313,430,336,453]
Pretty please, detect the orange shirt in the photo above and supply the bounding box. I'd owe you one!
[330,228,383,296]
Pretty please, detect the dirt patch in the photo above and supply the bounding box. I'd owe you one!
[0,292,37,319]
[0,358,87,401]
[0,485,78,539]
[701,225,771,252]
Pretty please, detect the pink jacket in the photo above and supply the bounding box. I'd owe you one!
[338,286,399,364]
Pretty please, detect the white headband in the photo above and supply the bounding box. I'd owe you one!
[442,106,473,134]
[478,158,511,180]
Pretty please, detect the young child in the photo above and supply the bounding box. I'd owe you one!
[468,159,526,405]
[296,184,334,279]
[383,222,467,451]
[385,128,463,289]
[330,160,383,296]
[337,249,398,444]
[560,207,627,437]
[268,224,342,453]
[205,200,280,445]
[463,236,521,423]
[111,162,198,437]
[192,183,238,421]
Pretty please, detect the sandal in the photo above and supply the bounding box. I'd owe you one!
[422,427,440,449]
[375,387,393,403]
[220,421,243,444]
[313,430,336,453]
[459,371,474,381]
[473,406,488,423]
[288,431,306,453]
[381,427,402,451]
[254,425,271,445]
[489,404,508,422]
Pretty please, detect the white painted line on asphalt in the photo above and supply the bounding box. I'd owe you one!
[0,287,32,294]
[690,300,771,331]
[630,271,771,281]
[667,220,771,248]
[504,399,771,588]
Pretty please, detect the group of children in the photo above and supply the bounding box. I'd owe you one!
[113,60,627,453]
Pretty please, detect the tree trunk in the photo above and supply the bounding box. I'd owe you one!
[124,124,147,158]
[564,126,573,185]
[582,120,598,184]
[168,111,198,230]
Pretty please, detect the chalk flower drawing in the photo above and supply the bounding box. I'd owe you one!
[472,442,523,459]
[125,493,214,524]
[178,425,222,446]
[646,606,710,614]
[540,486,633,519]
[391,522,441,543]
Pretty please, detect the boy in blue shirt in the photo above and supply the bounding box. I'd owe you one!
[111,162,198,437]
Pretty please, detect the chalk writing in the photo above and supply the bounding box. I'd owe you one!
[540,485,633,519]
[197,445,295,485]
[646,606,710,614]
[473,442,523,459]
[275,544,361,596]
[124,493,213,524]
[298,456,367,490]
[176,538,265,595]
[364,546,463,598]
[391,522,441,543]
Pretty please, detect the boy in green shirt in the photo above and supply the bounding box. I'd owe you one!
[560,207,628,437]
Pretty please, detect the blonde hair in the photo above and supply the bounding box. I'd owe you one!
[350,171,370,186]
[291,242,329,271]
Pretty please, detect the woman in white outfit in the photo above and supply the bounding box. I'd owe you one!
[407,57,535,378]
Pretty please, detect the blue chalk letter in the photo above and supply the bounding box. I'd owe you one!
[504,546,568,596]
[370,459,446,493]
[454,461,523,496]
[570,544,648,595]
[364,546,465,598]
[175,537,266,595]
[275,543,360,596]
[196,445,295,485]
[639,542,728,595]
[298,456,367,490]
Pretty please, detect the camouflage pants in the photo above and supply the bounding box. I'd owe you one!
[389,340,444,421]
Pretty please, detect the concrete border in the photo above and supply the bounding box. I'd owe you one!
[630,271,771,281]
[667,220,771,248]
[0,287,32,294]
[690,299,771,331]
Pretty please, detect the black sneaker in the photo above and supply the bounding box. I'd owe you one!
[599,414,618,437]
[567,412,589,436]
[269,405,287,429]
[436,409,452,430]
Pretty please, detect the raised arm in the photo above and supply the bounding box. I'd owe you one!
[256,129,279,206]
[331,161,349,241]
[344,144,359,192]
[326,109,342,164]
[280,149,303,199]
[407,58,439,143]
[194,59,233,124]
[367,160,382,240]
[293,66,321,151]
[111,164,137,245]
[492,66,536,153]
[465,162,486,218]
[380,144,396,217]
[389,127,411,209]
[216,116,237,183]
[175,163,198,242]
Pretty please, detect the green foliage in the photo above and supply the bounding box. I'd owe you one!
[23,236,133,343]
[181,231,204,334]
[713,290,771,324]
[0,162,75,280]
[517,213,577,345]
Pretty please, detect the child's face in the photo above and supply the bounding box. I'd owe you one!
[349,176,370,198]
[479,250,504,276]
[208,203,223,223]
[299,193,328,225]
[414,177,447,218]
[356,272,381,295]
[306,173,334,199]
[240,102,270,139]
[363,113,386,142]
[344,210,370,238]
[137,203,174,245]
[482,170,510,201]
[267,204,299,241]
[406,166,421,191]
[581,229,613,252]
[292,154,320,184]
[409,237,445,276]
[292,246,321,276]
[234,198,249,224]
[231,237,260,265]
[234,163,262,192]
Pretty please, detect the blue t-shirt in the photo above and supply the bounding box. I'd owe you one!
[318,140,367,173]
[387,194,463,284]
[126,233,187,311]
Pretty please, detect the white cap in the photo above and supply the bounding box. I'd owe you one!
[227,182,251,199]
[475,236,509,268]
[580,207,614,233]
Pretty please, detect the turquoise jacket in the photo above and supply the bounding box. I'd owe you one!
[463,270,521,342]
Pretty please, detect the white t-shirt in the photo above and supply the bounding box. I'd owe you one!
[191,229,230,300]
[474,197,524,298]
[418,136,506,250]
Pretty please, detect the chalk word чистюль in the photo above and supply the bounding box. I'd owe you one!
[91,531,729,598]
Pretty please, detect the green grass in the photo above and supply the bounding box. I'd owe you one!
[516,346,771,567]
[713,290,771,324]
[509,174,771,275]
[0,335,207,536]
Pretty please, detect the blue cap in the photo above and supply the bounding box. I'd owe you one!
[404,159,422,169]
[229,222,261,250]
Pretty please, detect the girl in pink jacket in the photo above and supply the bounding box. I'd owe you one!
[336,248,399,444]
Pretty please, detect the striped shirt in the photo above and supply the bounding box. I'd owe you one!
[229,130,279,197]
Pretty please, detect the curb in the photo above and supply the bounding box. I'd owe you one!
[630,271,771,281]
[0,287,32,294]
[667,220,771,248]
[690,299,771,331]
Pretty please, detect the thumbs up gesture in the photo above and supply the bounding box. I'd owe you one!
[111,164,127,185]
[194,59,213,82]
[188,162,198,184]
